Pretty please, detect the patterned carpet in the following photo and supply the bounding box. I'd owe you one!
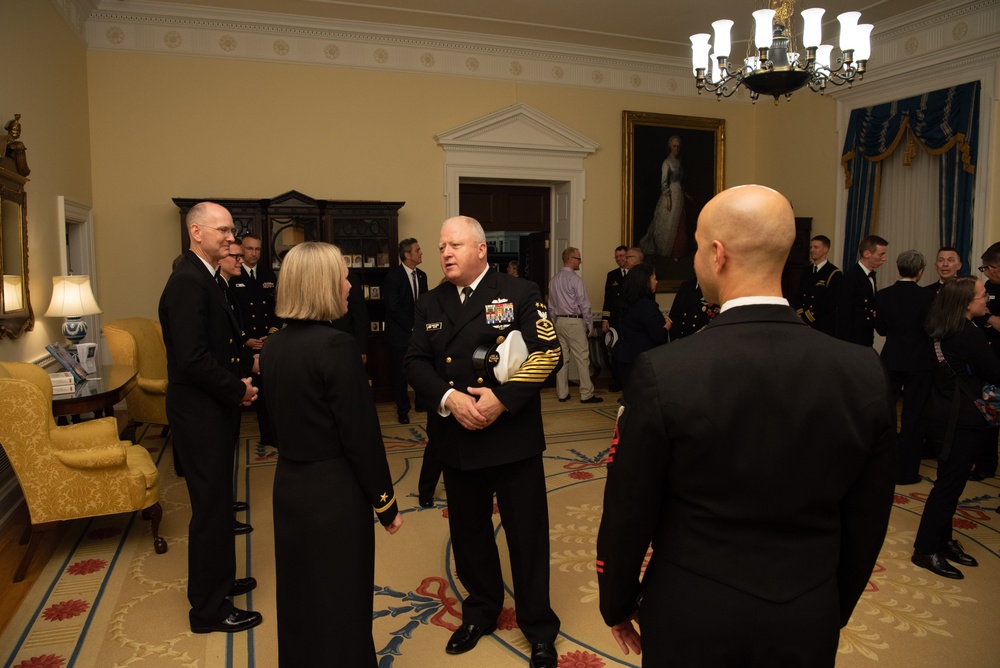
[2,391,1000,667]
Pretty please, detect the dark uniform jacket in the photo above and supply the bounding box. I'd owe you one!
[231,264,278,343]
[874,280,934,372]
[797,261,841,335]
[667,278,719,341]
[837,263,878,346]
[596,304,895,630]
[613,298,669,366]
[405,268,561,470]
[260,320,399,525]
[382,264,429,347]
[602,267,627,326]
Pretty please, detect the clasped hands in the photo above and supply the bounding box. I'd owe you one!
[240,377,258,406]
[446,387,507,430]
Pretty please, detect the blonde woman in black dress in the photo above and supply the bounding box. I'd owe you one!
[261,241,403,666]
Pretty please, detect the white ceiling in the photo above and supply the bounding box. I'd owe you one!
[99,0,943,59]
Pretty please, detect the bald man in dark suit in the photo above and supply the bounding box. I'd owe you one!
[159,202,262,634]
[597,186,895,667]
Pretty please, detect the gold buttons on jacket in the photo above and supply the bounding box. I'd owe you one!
[446,357,452,363]
[477,377,484,384]
[496,335,505,344]
[448,381,454,387]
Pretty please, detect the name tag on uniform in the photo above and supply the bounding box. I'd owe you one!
[426,322,442,330]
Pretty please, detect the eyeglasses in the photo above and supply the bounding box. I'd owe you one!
[228,254,244,261]
[571,256,582,261]
[974,293,990,301]
[201,225,237,236]
[979,265,997,272]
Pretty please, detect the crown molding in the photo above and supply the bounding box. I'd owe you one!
[51,0,999,102]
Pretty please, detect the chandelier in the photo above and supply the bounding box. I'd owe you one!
[690,1,872,103]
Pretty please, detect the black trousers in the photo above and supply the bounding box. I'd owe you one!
[915,422,988,553]
[638,560,840,667]
[886,368,932,482]
[442,456,560,644]
[418,411,443,499]
[389,343,411,415]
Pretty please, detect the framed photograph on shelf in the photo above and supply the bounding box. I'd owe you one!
[622,110,724,292]
[351,254,363,268]
[369,286,381,300]
[370,321,380,333]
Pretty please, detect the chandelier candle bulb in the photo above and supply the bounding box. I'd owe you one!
[690,33,711,74]
[854,24,873,63]
[711,19,734,58]
[838,11,861,52]
[800,7,824,48]
[752,9,776,48]
[815,44,834,71]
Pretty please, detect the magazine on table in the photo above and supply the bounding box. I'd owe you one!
[45,342,89,382]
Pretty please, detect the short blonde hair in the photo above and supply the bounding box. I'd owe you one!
[275,242,347,321]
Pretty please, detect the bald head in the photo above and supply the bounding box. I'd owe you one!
[694,185,795,305]
[187,201,236,264]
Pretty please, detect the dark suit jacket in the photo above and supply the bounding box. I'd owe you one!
[602,267,627,325]
[331,270,370,353]
[405,268,560,470]
[929,319,1000,427]
[836,263,877,346]
[875,280,934,372]
[160,251,247,415]
[597,304,895,629]
[382,264,428,347]
[797,262,841,335]
[613,298,669,365]
[260,320,399,525]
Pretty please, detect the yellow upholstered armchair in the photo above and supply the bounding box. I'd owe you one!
[102,317,168,428]
[0,362,166,582]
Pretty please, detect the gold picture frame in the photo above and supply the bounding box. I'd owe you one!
[622,111,725,293]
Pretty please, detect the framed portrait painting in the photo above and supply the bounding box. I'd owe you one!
[622,111,725,292]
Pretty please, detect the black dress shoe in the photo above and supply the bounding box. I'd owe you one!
[581,396,604,404]
[230,577,257,596]
[530,642,558,668]
[445,623,496,654]
[418,496,435,508]
[943,539,978,567]
[911,551,964,579]
[234,520,254,535]
[233,501,250,512]
[191,608,263,634]
[969,470,987,481]
[557,396,570,402]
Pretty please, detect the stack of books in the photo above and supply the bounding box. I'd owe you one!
[49,371,77,395]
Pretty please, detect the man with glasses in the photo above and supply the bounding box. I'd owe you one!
[549,247,602,403]
[159,201,263,634]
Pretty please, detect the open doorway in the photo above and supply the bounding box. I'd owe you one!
[459,183,551,298]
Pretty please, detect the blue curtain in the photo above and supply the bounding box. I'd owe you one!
[840,81,980,269]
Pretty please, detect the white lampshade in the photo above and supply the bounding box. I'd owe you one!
[815,44,834,70]
[838,11,862,52]
[2,274,23,311]
[711,19,734,58]
[690,33,712,74]
[801,8,825,48]
[44,275,102,318]
[854,24,873,61]
[752,9,776,48]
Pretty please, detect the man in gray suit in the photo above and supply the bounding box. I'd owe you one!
[596,185,895,667]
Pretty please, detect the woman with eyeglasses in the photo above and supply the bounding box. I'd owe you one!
[912,276,999,579]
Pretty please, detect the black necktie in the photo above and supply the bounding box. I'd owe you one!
[249,268,255,281]
[813,265,818,274]
[461,286,473,305]
[869,271,877,293]
[411,270,419,303]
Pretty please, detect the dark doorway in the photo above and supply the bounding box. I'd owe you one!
[460,183,551,297]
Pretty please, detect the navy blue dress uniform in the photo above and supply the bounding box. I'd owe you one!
[797,262,841,335]
[597,304,895,666]
[231,263,278,445]
[836,263,878,346]
[159,250,249,629]
[261,320,399,666]
[601,267,627,327]
[666,277,719,341]
[405,268,561,644]
[875,280,935,483]
[383,264,429,416]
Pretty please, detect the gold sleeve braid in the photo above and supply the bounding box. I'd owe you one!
[508,316,560,383]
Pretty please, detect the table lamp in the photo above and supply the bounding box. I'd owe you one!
[44,275,103,345]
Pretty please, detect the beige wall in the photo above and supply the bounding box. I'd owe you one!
[0,0,92,362]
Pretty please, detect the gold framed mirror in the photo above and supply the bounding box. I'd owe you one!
[0,114,33,339]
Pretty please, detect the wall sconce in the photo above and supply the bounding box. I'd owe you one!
[2,275,23,311]
[44,275,102,345]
